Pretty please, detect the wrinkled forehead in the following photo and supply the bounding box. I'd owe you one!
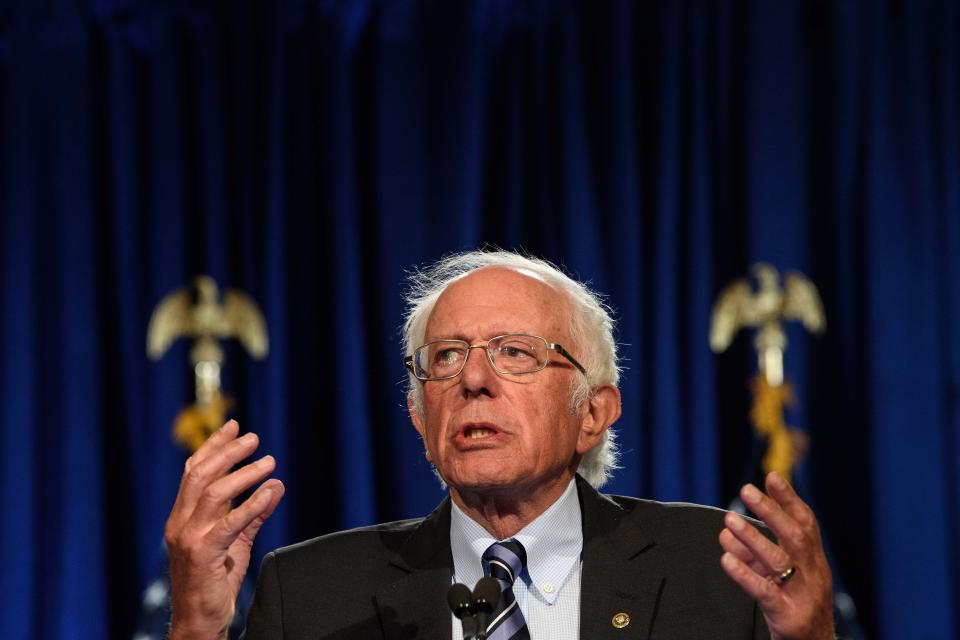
[427,266,572,338]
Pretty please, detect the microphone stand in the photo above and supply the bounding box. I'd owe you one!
[460,615,483,640]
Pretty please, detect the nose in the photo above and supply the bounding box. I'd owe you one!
[459,344,497,398]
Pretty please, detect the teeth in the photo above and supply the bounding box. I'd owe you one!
[467,428,495,439]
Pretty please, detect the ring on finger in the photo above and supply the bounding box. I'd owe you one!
[777,565,797,584]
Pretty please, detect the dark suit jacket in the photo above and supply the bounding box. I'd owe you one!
[243,476,769,639]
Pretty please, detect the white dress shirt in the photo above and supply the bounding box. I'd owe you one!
[450,478,582,640]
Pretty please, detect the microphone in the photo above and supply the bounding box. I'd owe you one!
[470,577,501,640]
[447,582,475,619]
[447,582,479,639]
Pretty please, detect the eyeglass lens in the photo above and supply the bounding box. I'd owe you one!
[416,334,548,379]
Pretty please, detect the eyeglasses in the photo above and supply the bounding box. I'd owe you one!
[404,333,587,381]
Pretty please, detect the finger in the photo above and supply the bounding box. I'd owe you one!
[724,511,794,577]
[208,479,285,550]
[188,419,240,468]
[721,552,784,611]
[189,455,277,527]
[765,472,818,534]
[739,483,807,556]
[718,527,754,562]
[174,432,262,516]
[235,480,285,547]
[719,528,767,574]
[169,421,241,515]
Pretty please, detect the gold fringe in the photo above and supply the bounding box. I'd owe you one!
[173,395,234,453]
[749,375,807,483]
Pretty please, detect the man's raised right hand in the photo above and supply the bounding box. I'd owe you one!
[164,420,285,640]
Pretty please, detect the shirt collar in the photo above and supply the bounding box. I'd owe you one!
[449,477,582,604]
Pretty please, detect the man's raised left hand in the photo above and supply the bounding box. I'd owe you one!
[719,471,835,640]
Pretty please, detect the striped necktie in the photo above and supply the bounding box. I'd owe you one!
[481,539,531,640]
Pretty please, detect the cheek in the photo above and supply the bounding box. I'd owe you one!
[523,402,577,449]
[553,404,585,444]
[423,412,452,453]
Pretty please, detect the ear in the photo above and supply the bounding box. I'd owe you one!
[407,392,432,463]
[576,384,622,455]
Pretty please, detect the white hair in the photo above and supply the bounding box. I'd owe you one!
[402,249,621,488]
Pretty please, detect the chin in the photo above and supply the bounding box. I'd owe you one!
[446,467,521,494]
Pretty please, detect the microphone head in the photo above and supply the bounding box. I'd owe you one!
[447,582,474,619]
[471,576,501,613]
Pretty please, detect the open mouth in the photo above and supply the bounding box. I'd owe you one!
[457,422,502,442]
[464,426,497,439]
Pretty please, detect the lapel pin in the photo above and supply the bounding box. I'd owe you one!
[611,612,630,629]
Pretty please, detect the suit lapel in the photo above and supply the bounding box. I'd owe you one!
[372,479,666,639]
[578,476,664,640]
[374,499,454,640]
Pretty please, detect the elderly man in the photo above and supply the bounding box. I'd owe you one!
[165,251,835,639]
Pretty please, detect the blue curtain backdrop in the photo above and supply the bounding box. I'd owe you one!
[1,1,958,638]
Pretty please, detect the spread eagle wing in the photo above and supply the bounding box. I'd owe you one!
[146,289,194,359]
[221,290,269,359]
[782,272,826,334]
[709,279,754,352]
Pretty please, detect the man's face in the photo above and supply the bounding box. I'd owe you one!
[409,267,594,500]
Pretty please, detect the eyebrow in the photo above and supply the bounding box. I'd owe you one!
[426,330,536,342]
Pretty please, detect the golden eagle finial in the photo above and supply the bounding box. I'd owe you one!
[709,263,824,386]
[146,276,268,452]
[709,263,825,482]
